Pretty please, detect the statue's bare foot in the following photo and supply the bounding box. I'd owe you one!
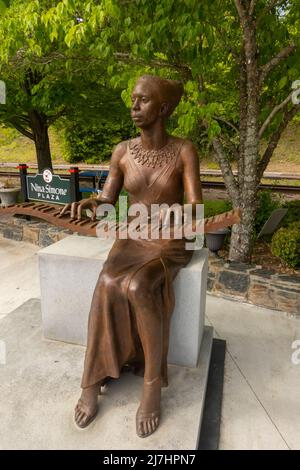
[74,382,100,428]
[136,376,161,438]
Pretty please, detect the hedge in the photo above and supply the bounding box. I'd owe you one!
[271,221,300,268]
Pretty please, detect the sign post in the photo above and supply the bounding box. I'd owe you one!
[18,163,29,203]
[69,166,80,202]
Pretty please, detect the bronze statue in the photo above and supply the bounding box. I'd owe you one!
[60,74,203,438]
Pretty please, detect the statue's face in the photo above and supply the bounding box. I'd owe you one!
[131,80,166,128]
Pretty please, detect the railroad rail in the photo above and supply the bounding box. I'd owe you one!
[1,163,299,195]
[1,162,299,180]
[1,171,299,194]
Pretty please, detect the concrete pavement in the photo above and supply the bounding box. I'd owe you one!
[0,235,299,449]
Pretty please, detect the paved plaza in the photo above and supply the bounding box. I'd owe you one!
[1,236,300,449]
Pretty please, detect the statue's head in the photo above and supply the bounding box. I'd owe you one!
[131,75,183,129]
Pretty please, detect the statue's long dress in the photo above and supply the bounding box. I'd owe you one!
[81,140,193,389]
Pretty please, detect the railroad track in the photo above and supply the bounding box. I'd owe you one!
[1,171,299,194]
[201,180,300,194]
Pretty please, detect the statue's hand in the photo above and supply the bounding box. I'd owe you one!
[59,198,100,221]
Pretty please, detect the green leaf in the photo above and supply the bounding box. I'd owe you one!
[278,76,288,90]
[132,44,138,56]
[50,30,58,42]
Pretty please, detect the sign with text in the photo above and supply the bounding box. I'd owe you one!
[27,169,71,204]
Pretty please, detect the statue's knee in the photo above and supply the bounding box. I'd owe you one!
[127,278,139,303]
[98,271,117,292]
[128,276,150,304]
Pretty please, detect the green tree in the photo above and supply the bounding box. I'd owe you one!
[0,0,10,12]
[68,0,300,262]
[0,0,109,171]
[61,84,136,163]
[1,0,300,262]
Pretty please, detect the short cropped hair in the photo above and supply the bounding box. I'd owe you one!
[136,75,184,117]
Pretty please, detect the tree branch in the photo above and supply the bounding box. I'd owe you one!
[258,91,294,138]
[211,136,239,205]
[238,41,247,193]
[114,52,192,78]
[259,44,296,86]
[10,49,193,80]
[47,107,68,125]
[236,0,260,201]
[12,114,31,125]
[9,118,34,140]
[219,133,240,160]
[257,102,300,181]
[213,116,239,134]
[249,0,256,17]
[234,0,247,22]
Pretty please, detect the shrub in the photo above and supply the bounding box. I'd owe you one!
[281,200,300,227]
[271,221,300,268]
[63,120,136,164]
[254,191,281,235]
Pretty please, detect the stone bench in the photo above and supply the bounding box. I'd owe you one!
[38,235,208,367]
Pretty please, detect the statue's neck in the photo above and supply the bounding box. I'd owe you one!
[140,123,169,150]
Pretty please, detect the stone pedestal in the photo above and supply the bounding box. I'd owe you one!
[38,235,208,367]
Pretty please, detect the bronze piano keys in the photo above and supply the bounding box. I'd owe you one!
[0,202,241,237]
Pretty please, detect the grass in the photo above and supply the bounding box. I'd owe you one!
[203,199,232,218]
[260,120,300,167]
[0,125,65,165]
[200,175,300,186]
[201,121,300,173]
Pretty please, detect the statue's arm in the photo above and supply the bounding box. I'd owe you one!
[59,142,126,220]
[181,140,203,205]
[97,141,126,205]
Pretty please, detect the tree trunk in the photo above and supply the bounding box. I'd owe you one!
[228,4,259,263]
[29,110,52,173]
[229,199,257,263]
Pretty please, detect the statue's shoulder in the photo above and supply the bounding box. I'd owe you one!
[177,137,197,153]
[173,137,198,162]
[111,140,129,161]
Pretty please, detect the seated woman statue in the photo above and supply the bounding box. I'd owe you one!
[60,74,203,438]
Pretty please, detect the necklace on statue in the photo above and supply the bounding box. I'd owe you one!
[129,139,177,169]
